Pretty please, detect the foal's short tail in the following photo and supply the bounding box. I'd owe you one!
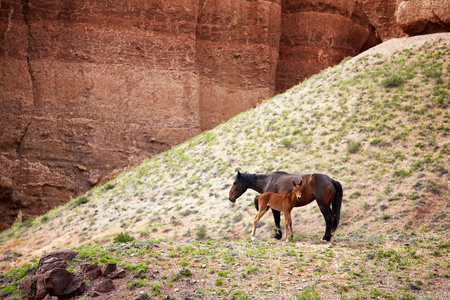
[254,195,270,212]
[254,195,259,211]
[331,180,343,233]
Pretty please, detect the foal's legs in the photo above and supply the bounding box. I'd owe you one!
[283,210,294,242]
[255,197,282,240]
[252,207,268,240]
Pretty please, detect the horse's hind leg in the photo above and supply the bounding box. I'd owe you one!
[319,205,335,241]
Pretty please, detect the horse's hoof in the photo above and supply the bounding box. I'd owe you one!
[251,236,255,241]
[273,232,282,240]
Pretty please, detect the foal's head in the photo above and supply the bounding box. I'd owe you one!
[292,181,303,199]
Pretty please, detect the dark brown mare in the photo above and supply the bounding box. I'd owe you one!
[252,181,303,242]
[229,171,343,241]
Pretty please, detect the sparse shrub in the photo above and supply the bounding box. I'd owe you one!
[179,267,192,276]
[347,140,361,154]
[408,280,423,291]
[127,262,149,278]
[349,191,361,199]
[281,137,294,148]
[104,183,116,190]
[230,289,250,300]
[233,213,243,223]
[370,138,388,147]
[126,279,148,289]
[425,180,440,193]
[1,285,16,295]
[406,192,419,200]
[393,169,411,178]
[381,74,404,88]
[196,225,207,240]
[113,232,136,243]
[294,287,321,300]
[74,195,89,206]
[215,277,223,286]
[150,282,161,296]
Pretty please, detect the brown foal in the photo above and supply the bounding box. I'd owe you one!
[251,181,303,241]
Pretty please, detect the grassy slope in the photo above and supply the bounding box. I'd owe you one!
[1,34,449,299]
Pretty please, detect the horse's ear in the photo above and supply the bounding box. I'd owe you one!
[235,168,241,177]
[299,180,302,186]
[292,181,296,186]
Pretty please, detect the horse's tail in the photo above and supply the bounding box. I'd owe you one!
[331,180,343,233]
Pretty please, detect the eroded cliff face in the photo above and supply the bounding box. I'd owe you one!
[1,0,204,229]
[275,0,380,93]
[196,0,282,130]
[1,0,449,230]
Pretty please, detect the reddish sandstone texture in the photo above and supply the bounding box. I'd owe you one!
[395,0,450,35]
[275,0,381,93]
[1,0,449,230]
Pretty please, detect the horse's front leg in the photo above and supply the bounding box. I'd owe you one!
[282,211,293,242]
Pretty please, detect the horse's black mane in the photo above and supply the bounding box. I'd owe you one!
[239,171,291,184]
[239,172,257,185]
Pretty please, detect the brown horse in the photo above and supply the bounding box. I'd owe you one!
[229,171,342,241]
[252,181,303,241]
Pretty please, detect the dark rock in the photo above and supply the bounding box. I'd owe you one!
[91,291,102,297]
[44,268,86,297]
[101,263,117,277]
[81,263,102,281]
[136,292,151,300]
[109,269,126,279]
[413,180,423,191]
[93,279,115,293]
[24,274,47,300]
[36,249,78,275]
[42,295,59,300]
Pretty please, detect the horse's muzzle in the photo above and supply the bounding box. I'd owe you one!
[229,196,236,203]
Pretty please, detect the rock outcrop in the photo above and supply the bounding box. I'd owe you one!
[23,249,124,299]
[24,250,85,300]
[395,0,450,35]
[1,0,449,231]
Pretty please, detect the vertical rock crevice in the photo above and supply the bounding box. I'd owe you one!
[17,0,35,156]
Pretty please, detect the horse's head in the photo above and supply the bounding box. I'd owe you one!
[292,180,303,199]
[229,171,247,203]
